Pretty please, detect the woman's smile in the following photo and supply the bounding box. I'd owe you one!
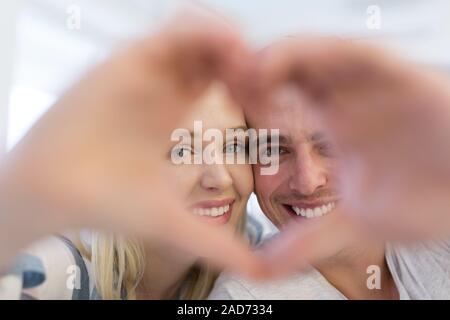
[190,198,235,224]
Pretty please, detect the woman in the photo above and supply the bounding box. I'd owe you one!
[7,82,255,300]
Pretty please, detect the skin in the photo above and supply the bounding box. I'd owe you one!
[246,87,398,299]
[136,83,253,299]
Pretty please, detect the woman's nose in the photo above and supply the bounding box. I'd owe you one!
[199,164,233,191]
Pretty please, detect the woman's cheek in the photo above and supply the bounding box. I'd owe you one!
[166,164,200,200]
[232,164,254,201]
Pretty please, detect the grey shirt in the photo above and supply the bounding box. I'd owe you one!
[209,239,450,300]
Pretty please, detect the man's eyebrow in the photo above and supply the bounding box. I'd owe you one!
[264,134,291,144]
[310,132,327,142]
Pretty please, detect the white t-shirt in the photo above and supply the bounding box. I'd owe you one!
[209,239,450,300]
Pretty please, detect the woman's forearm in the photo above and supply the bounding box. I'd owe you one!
[0,162,64,274]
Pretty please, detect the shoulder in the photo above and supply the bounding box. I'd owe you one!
[209,266,340,300]
[209,272,257,300]
[19,236,91,300]
[387,239,450,272]
[387,239,450,299]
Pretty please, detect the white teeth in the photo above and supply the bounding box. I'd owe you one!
[300,208,306,217]
[291,202,336,219]
[193,205,231,217]
[314,207,322,217]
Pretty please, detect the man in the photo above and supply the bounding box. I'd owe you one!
[209,58,450,299]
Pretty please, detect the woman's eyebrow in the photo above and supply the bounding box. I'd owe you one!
[227,126,248,132]
[226,126,249,140]
[187,126,248,136]
[185,127,249,141]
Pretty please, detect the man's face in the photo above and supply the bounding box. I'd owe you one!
[247,88,340,229]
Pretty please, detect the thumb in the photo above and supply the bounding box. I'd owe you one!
[257,210,365,279]
[150,199,266,279]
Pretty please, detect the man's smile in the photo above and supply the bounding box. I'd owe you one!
[282,201,337,219]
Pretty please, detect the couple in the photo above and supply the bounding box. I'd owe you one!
[2,12,450,300]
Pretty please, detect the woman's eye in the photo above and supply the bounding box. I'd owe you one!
[224,143,245,154]
[172,146,193,159]
[177,149,186,157]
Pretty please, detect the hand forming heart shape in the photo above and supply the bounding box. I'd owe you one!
[1,9,450,279]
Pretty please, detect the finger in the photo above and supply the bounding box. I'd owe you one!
[257,210,366,279]
[136,175,265,279]
[154,204,266,280]
[249,37,407,115]
[139,9,248,99]
[260,37,371,90]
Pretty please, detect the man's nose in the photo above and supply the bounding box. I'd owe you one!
[200,164,233,192]
[288,151,327,196]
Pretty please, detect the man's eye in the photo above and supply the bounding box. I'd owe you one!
[316,142,334,157]
[273,146,286,156]
[261,145,285,157]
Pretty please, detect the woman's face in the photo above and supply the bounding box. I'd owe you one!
[166,83,253,229]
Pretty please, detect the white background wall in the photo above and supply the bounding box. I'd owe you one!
[0,1,23,155]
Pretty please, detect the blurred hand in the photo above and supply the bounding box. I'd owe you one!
[238,37,450,276]
[0,12,262,278]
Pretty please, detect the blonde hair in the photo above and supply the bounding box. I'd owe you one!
[76,214,246,300]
